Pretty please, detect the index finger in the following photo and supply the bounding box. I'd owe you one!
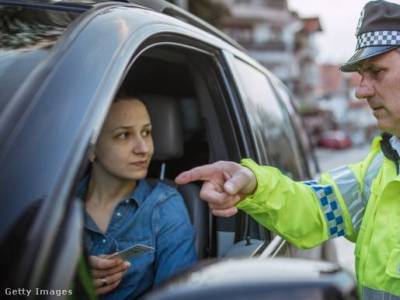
[175,164,218,185]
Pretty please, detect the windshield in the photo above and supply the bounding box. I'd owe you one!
[0,5,79,112]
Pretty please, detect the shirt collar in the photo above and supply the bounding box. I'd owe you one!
[81,178,150,233]
[389,135,400,157]
[130,179,150,206]
[78,177,150,207]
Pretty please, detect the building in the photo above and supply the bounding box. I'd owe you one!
[293,17,323,108]
[318,64,377,145]
[217,0,300,87]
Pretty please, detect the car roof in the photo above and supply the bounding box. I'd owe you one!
[0,0,244,51]
[0,0,276,80]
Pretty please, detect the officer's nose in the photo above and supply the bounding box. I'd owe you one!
[355,75,375,100]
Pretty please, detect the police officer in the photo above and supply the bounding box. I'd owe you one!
[175,1,400,298]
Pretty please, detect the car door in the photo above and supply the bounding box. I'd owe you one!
[0,4,95,296]
[0,2,183,296]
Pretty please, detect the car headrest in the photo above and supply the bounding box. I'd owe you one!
[140,95,184,161]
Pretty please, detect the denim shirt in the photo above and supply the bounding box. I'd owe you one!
[81,179,197,300]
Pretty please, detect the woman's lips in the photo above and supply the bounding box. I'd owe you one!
[130,160,149,168]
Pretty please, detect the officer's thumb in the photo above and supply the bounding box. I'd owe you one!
[224,170,249,195]
[224,168,255,195]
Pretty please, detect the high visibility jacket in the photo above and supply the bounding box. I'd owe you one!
[237,135,400,299]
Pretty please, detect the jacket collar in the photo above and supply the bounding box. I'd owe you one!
[381,133,400,174]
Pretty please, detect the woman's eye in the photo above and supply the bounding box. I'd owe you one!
[142,129,151,137]
[116,132,129,140]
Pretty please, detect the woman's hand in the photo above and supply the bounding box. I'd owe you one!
[89,255,131,295]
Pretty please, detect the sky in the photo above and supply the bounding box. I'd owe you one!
[287,0,376,64]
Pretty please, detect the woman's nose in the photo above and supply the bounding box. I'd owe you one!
[133,137,149,154]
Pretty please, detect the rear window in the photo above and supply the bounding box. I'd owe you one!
[0,5,79,112]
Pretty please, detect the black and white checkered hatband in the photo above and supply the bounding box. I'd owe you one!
[357,30,400,49]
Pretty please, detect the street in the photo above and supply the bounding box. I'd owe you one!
[316,144,370,274]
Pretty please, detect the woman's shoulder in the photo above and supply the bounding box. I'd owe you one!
[146,180,192,225]
[143,180,190,222]
[143,179,182,201]
[152,180,190,224]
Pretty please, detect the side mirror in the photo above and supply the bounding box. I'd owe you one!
[145,258,358,300]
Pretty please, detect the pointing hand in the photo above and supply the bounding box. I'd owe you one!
[175,161,257,217]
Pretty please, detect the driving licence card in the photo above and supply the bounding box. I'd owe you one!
[108,244,154,260]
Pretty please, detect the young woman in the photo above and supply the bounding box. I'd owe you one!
[80,97,197,299]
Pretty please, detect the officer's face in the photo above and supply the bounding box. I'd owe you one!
[356,49,400,137]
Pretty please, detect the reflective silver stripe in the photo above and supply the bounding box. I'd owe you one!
[363,153,383,208]
[328,153,383,232]
[329,166,363,231]
[363,286,400,300]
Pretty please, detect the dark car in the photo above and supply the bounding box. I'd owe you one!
[0,0,341,299]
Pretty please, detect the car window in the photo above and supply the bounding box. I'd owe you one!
[271,78,319,176]
[0,5,78,113]
[232,58,303,179]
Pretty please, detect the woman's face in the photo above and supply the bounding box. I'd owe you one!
[94,99,154,181]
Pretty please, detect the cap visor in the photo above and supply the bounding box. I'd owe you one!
[340,45,398,72]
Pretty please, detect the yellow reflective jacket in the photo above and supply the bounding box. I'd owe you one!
[237,135,400,299]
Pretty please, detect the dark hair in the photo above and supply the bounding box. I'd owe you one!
[114,88,129,101]
[114,88,142,103]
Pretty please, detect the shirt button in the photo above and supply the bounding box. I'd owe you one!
[102,239,106,244]
[116,212,122,217]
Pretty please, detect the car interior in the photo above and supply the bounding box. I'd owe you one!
[113,44,267,259]
[140,94,211,259]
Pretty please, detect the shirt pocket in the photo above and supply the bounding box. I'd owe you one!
[385,248,400,279]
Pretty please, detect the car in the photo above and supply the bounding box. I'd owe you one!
[318,130,352,150]
[0,0,339,298]
[145,257,358,300]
